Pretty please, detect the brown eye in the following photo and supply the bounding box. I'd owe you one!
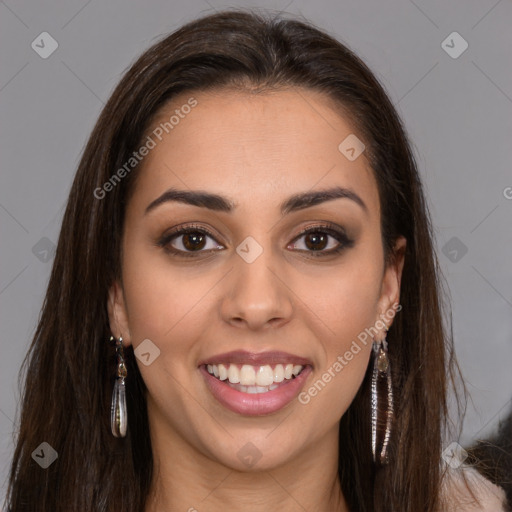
[303,231,329,251]
[181,231,207,251]
[157,225,224,258]
[157,223,353,259]
[288,224,354,257]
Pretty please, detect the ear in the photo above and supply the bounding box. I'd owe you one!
[107,280,132,346]
[375,236,406,335]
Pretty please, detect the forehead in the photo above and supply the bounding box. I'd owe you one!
[129,87,379,217]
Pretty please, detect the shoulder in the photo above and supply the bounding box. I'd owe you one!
[440,464,508,511]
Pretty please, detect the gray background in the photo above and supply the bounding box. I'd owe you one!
[1,0,511,502]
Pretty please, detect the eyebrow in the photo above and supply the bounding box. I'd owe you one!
[144,185,368,216]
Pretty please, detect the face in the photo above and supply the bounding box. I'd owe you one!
[108,87,405,472]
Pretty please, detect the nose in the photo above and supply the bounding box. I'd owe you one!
[220,243,293,331]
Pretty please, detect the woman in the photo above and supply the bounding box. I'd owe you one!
[4,9,508,512]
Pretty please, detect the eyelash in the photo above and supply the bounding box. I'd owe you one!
[156,222,354,259]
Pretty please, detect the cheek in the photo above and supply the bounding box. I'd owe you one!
[120,251,211,412]
[293,245,382,415]
[297,278,378,424]
[120,236,216,364]
[297,249,383,345]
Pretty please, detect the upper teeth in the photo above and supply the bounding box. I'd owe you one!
[206,363,303,386]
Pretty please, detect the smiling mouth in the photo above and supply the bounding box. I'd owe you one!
[202,362,308,393]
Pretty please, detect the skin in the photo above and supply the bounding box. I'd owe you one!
[108,87,406,512]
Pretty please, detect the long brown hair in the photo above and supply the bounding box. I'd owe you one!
[5,8,469,511]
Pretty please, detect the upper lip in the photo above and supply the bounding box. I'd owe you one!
[198,350,313,367]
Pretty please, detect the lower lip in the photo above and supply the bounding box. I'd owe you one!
[200,365,313,416]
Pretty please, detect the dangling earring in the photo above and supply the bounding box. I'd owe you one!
[110,335,128,438]
[371,329,394,466]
